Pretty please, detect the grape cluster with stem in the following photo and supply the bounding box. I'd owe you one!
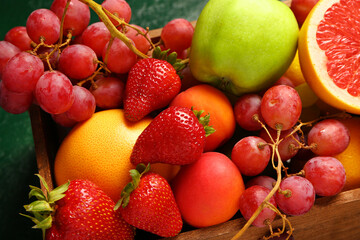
[0,0,193,127]
[231,85,349,240]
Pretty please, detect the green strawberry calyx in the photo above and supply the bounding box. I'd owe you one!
[20,174,69,240]
[191,107,216,137]
[152,46,187,73]
[114,163,150,210]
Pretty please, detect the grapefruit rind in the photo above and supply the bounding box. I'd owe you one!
[298,0,360,115]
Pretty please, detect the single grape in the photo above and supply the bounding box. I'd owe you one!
[4,26,33,51]
[2,52,44,93]
[101,0,132,25]
[239,185,277,227]
[275,176,315,216]
[234,93,264,131]
[259,128,300,161]
[58,44,98,80]
[26,8,61,44]
[81,22,111,57]
[37,46,60,70]
[0,41,21,78]
[51,0,90,36]
[161,18,194,54]
[35,71,74,114]
[65,86,96,122]
[90,76,125,109]
[307,119,350,156]
[246,175,276,190]
[290,0,319,26]
[231,136,271,176]
[179,65,201,91]
[274,76,296,88]
[261,85,302,131]
[124,24,151,55]
[303,156,346,196]
[102,38,137,74]
[0,81,33,114]
[52,112,77,128]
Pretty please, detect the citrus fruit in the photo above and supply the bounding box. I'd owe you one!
[170,84,236,151]
[283,50,306,87]
[334,117,360,191]
[294,82,318,108]
[54,109,178,202]
[298,0,360,114]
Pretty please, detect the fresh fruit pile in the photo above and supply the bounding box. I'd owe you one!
[1,0,360,239]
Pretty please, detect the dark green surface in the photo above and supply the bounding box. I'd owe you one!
[0,0,207,239]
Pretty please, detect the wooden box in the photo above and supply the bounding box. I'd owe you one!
[29,0,360,239]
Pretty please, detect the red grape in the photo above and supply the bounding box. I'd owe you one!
[0,81,33,114]
[101,0,132,25]
[65,86,96,122]
[231,136,271,176]
[37,46,60,70]
[2,52,44,93]
[26,8,61,44]
[259,128,300,161]
[274,76,296,88]
[81,22,111,57]
[303,156,346,196]
[246,175,276,190]
[239,185,277,227]
[0,41,21,78]
[102,38,137,74]
[275,176,315,216]
[51,0,90,36]
[234,93,264,131]
[307,119,350,156]
[90,76,125,109]
[52,112,78,128]
[290,0,319,26]
[35,71,74,114]
[261,85,302,131]
[125,24,151,55]
[58,44,98,80]
[4,26,33,51]
[161,18,194,54]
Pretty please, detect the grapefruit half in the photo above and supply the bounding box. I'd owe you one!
[298,0,360,114]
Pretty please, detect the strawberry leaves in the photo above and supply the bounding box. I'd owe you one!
[152,46,187,73]
[20,174,69,239]
[114,163,150,210]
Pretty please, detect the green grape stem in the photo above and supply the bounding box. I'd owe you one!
[79,0,149,59]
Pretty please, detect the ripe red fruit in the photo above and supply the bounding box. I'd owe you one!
[21,175,134,240]
[115,164,182,237]
[172,152,245,228]
[124,58,181,121]
[131,106,214,165]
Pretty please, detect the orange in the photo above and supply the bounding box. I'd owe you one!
[283,50,306,87]
[54,109,179,202]
[169,84,236,151]
[335,117,360,191]
[298,0,360,114]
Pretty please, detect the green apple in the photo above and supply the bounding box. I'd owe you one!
[189,0,299,96]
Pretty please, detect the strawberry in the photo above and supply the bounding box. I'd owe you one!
[21,175,134,240]
[131,105,215,165]
[123,57,181,122]
[115,164,183,237]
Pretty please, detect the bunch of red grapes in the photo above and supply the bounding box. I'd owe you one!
[0,0,194,127]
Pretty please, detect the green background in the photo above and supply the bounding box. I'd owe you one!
[0,0,208,239]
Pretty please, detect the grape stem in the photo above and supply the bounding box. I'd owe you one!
[78,0,149,59]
